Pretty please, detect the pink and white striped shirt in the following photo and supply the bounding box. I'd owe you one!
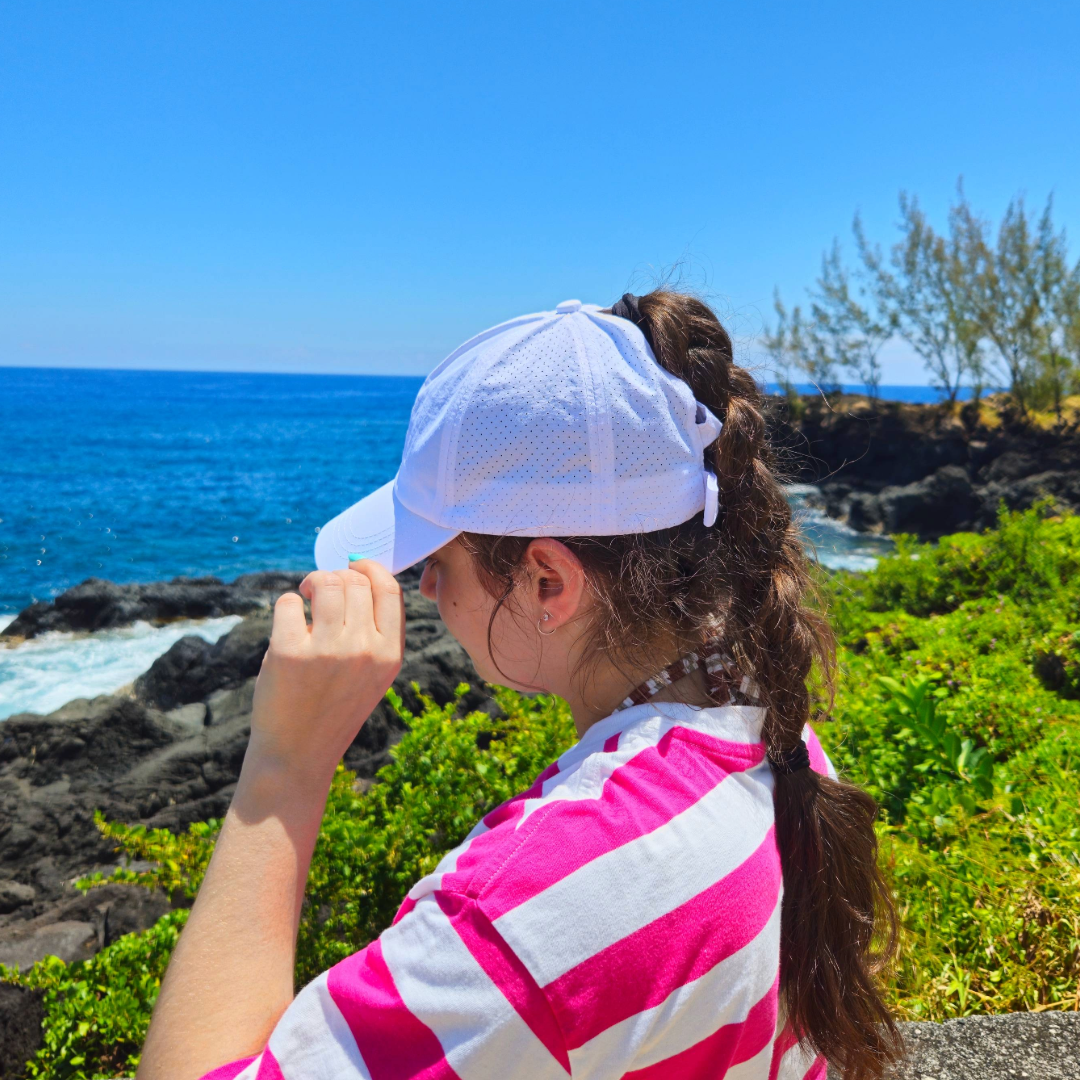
[203,702,831,1080]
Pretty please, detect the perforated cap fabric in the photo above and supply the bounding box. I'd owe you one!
[315,300,723,574]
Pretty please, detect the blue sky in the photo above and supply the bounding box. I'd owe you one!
[1,1,1077,383]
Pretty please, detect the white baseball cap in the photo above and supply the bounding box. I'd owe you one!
[315,299,723,574]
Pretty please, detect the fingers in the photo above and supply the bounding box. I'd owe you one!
[297,571,319,601]
[350,559,404,649]
[270,592,308,650]
[296,564,403,653]
[342,567,374,631]
[302,571,347,646]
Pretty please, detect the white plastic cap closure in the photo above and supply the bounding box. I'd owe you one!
[316,301,724,574]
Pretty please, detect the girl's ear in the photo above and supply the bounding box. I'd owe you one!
[521,538,587,628]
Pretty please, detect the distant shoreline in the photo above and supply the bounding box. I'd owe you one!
[0,365,965,403]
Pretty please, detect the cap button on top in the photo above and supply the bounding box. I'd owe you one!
[555,299,582,314]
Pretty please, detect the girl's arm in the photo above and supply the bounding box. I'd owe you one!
[136,563,405,1080]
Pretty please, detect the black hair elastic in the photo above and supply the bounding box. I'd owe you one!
[768,740,811,775]
[610,293,658,357]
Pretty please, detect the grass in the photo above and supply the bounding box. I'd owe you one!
[4,505,1080,1076]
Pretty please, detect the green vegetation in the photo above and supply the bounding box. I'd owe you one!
[2,688,576,1079]
[825,506,1080,1015]
[4,507,1080,1076]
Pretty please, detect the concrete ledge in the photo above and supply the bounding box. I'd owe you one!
[829,1012,1080,1079]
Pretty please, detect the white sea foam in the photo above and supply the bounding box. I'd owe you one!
[786,484,895,573]
[0,616,242,721]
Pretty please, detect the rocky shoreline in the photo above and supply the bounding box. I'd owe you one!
[0,571,305,642]
[769,394,1080,538]
[0,567,490,975]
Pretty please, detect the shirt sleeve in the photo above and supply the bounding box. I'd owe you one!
[201,891,570,1080]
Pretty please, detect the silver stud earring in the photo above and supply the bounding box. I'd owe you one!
[537,610,557,636]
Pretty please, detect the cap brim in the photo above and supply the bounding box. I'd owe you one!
[314,479,459,575]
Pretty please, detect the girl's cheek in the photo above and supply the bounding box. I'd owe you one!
[440,594,489,660]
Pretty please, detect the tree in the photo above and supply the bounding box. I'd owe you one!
[855,195,983,406]
[768,184,1079,414]
[952,192,1075,416]
[1038,223,1080,421]
[765,247,890,400]
[808,241,893,400]
[762,290,843,397]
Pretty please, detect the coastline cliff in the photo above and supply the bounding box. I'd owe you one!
[768,394,1080,538]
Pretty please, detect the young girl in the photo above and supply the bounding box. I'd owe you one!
[138,293,899,1080]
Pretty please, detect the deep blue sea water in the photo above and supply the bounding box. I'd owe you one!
[767,382,980,402]
[0,367,423,615]
[0,367,901,717]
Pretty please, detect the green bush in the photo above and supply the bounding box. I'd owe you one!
[0,912,188,1078]
[818,507,1080,1014]
[851,501,1080,618]
[4,506,1080,1076]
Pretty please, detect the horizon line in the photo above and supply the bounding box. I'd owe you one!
[0,362,941,391]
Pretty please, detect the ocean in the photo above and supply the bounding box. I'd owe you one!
[775,382,979,403]
[0,366,897,718]
[0,367,421,615]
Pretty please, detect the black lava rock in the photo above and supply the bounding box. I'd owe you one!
[0,984,44,1080]
[876,465,982,537]
[1,572,305,641]
[135,614,272,711]
[0,568,488,971]
[767,395,1080,540]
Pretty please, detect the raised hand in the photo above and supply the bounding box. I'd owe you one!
[247,560,406,786]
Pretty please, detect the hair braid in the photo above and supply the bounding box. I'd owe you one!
[639,290,901,1079]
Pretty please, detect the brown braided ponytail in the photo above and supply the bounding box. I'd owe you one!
[636,291,900,1078]
[462,289,900,1078]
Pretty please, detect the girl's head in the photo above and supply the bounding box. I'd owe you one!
[422,291,833,735]
[318,290,900,1079]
